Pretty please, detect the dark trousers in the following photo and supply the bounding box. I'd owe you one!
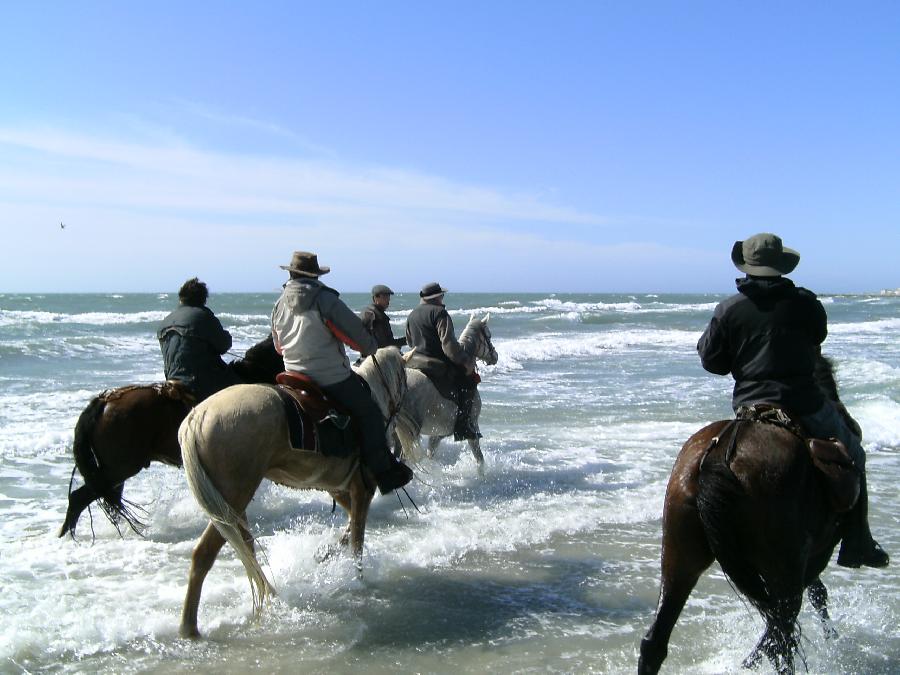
[453,370,480,441]
[320,373,392,474]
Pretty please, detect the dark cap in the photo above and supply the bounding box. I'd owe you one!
[372,284,394,296]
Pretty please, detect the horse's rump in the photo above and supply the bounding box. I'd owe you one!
[696,420,816,608]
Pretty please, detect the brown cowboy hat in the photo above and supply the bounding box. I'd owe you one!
[280,251,330,277]
[731,233,800,277]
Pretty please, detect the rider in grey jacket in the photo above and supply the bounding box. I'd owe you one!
[271,252,413,495]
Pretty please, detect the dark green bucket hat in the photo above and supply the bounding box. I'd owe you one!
[731,233,800,277]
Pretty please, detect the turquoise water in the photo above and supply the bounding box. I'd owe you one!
[1,292,898,673]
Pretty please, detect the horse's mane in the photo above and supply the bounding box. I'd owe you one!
[355,347,418,459]
[355,347,404,409]
[813,353,862,438]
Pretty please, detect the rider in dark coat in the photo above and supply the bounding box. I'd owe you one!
[157,278,239,402]
[360,285,407,349]
[406,282,480,441]
[698,233,888,568]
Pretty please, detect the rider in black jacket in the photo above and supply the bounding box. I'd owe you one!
[698,233,888,569]
[359,285,407,349]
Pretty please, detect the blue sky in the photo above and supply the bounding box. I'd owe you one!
[1,2,898,293]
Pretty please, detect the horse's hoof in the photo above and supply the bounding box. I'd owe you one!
[179,624,201,640]
[823,624,839,640]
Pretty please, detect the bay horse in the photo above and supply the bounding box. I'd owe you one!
[397,313,498,467]
[178,346,415,638]
[58,335,284,538]
[639,355,860,675]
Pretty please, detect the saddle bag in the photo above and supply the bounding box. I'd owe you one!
[808,438,860,513]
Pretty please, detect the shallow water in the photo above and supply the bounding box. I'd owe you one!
[1,292,898,673]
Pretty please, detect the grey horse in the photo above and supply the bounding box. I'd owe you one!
[395,313,498,469]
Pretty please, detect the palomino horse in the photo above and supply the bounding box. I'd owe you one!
[178,346,414,638]
[639,356,858,675]
[397,313,498,467]
[58,336,283,538]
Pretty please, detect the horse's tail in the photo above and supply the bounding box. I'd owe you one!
[63,393,145,537]
[179,407,275,615]
[696,459,771,606]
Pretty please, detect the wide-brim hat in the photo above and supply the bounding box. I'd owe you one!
[731,233,800,277]
[420,282,447,300]
[372,284,394,296]
[280,251,330,277]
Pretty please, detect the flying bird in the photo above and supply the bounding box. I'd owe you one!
[60,222,66,229]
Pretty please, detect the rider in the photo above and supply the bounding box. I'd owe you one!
[697,233,889,569]
[270,251,413,495]
[157,277,239,402]
[405,282,480,441]
[359,284,407,348]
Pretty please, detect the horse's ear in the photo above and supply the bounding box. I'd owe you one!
[403,347,417,362]
[469,312,475,324]
[483,312,490,324]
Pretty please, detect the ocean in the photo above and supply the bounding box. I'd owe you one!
[1,291,898,674]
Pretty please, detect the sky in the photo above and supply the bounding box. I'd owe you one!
[1,2,898,294]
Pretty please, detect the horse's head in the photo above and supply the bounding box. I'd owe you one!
[461,313,498,366]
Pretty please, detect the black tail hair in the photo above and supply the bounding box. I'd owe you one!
[70,394,146,537]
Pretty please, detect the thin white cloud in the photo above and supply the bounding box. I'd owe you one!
[0,124,723,292]
[0,126,605,225]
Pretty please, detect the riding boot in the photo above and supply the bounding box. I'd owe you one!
[374,459,414,495]
[836,473,889,568]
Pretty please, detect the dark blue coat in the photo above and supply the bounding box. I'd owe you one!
[157,304,239,401]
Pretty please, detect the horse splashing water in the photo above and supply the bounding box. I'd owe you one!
[58,336,283,538]
[397,313,498,467]
[639,355,860,675]
[177,346,415,638]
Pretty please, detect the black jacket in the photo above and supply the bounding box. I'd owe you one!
[157,304,238,401]
[359,303,406,348]
[697,276,827,414]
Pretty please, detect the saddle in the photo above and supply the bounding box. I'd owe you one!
[274,371,357,458]
[716,404,860,513]
[405,352,480,403]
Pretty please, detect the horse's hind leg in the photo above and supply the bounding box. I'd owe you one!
[639,501,714,675]
[807,577,838,640]
[180,522,226,639]
[58,484,97,538]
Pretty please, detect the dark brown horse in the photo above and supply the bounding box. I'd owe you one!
[59,336,284,538]
[639,356,857,675]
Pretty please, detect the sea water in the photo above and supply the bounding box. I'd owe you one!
[1,292,897,674]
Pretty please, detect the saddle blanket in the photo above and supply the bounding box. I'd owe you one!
[273,383,357,458]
